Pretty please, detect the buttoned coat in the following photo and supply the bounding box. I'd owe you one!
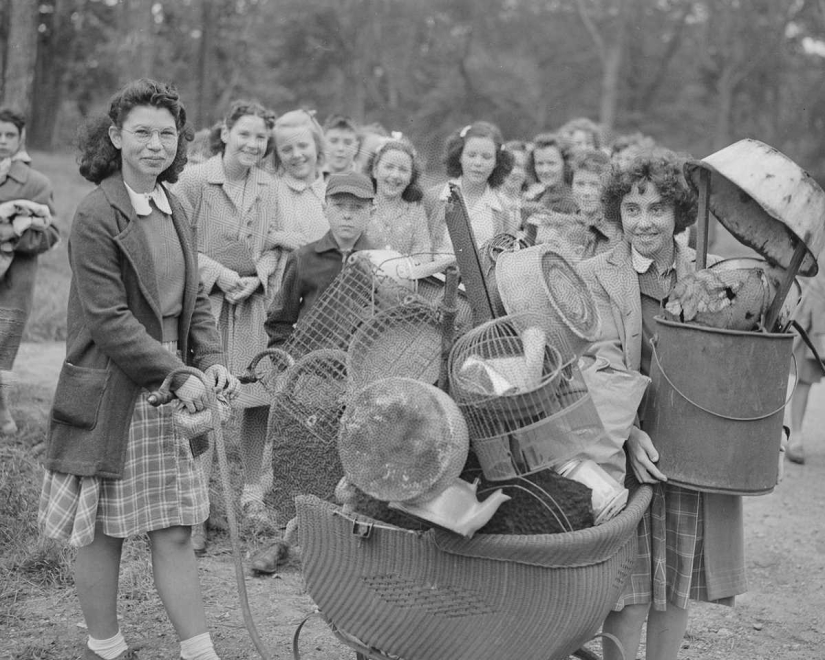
[44,172,224,478]
[174,156,286,400]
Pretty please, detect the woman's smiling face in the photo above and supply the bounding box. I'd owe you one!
[620,181,676,259]
[222,114,269,170]
[109,105,178,190]
[373,147,412,200]
[275,126,318,181]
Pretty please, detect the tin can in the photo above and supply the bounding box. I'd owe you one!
[557,458,628,525]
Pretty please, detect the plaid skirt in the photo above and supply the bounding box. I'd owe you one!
[38,390,209,548]
[614,482,745,611]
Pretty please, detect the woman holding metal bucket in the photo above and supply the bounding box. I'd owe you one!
[577,150,751,660]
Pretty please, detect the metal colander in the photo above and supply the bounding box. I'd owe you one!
[338,377,469,503]
[496,244,600,361]
[347,300,442,392]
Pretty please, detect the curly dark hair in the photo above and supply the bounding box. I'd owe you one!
[601,149,697,234]
[444,121,514,189]
[526,132,572,185]
[0,107,26,133]
[77,78,193,185]
[367,139,424,203]
[208,99,276,158]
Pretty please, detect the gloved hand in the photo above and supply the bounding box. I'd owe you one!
[174,374,208,413]
[205,364,241,399]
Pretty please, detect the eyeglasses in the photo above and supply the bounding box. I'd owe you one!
[121,126,179,145]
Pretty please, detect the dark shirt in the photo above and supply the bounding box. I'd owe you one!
[264,230,371,348]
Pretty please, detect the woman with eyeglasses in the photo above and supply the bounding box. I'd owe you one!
[39,78,238,660]
[175,100,288,552]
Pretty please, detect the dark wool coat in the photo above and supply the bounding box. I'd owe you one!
[0,160,58,369]
[44,172,224,478]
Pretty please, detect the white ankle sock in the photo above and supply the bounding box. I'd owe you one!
[87,630,128,659]
[180,632,220,660]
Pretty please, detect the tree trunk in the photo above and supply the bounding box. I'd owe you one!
[195,0,215,129]
[119,0,154,81]
[2,0,39,115]
[599,0,628,136]
[28,0,74,150]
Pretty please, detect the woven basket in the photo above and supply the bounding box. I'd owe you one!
[296,485,652,660]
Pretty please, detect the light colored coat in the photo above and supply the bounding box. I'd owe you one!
[175,157,285,402]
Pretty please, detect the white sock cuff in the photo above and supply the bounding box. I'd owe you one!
[180,631,215,659]
[87,630,128,659]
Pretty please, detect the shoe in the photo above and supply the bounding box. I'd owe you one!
[250,540,290,574]
[83,647,140,659]
[191,523,208,556]
[786,442,805,465]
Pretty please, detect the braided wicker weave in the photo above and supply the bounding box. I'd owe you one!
[296,485,651,660]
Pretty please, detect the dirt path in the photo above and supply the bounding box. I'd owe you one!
[4,344,824,660]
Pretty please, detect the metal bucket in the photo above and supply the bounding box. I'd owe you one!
[644,316,794,495]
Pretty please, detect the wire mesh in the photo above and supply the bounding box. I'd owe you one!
[347,300,442,392]
[496,244,601,362]
[448,313,606,481]
[338,377,469,503]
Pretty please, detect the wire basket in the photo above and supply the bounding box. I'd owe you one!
[347,300,442,393]
[496,244,601,362]
[449,313,566,428]
[287,251,421,359]
[449,315,606,480]
[338,377,469,503]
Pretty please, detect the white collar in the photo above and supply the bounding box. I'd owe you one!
[123,181,172,217]
[439,179,503,211]
[631,245,675,275]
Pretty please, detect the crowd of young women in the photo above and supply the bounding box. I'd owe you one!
[29,76,771,660]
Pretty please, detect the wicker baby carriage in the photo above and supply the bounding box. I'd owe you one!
[296,484,651,660]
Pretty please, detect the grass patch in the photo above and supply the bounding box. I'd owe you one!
[23,150,93,342]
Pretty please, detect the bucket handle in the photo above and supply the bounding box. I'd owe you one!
[650,337,797,422]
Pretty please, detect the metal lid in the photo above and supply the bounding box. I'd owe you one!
[684,139,825,277]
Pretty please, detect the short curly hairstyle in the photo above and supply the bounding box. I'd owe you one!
[601,149,697,235]
[209,99,276,158]
[367,139,424,203]
[271,108,325,173]
[444,121,514,189]
[526,132,572,185]
[77,78,192,185]
[558,116,603,151]
[0,107,26,133]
